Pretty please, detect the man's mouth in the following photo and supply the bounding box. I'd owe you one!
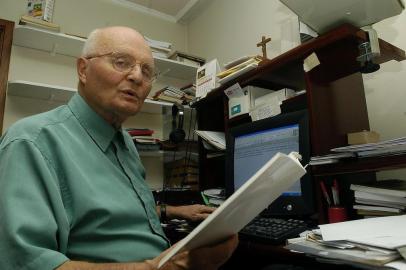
[122,90,138,99]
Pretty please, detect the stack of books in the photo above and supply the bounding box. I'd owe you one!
[165,158,199,190]
[127,128,160,152]
[350,179,406,217]
[152,86,194,105]
[144,36,172,59]
[19,15,60,32]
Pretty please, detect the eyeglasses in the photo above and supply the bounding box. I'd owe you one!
[85,52,158,83]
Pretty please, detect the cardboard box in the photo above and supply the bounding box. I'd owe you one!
[228,86,271,118]
[27,0,55,22]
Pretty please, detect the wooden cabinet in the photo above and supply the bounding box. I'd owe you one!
[193,24,406,222]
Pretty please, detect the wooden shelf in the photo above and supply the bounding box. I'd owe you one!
[13,25,198,81]
[7,80,173,114]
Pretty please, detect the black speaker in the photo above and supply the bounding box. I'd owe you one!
[169,104,186,144]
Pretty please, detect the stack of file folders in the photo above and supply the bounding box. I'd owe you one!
[285,215,406,269]
[351,180,406,218]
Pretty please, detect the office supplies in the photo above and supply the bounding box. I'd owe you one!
[320,181,331,207]
[157,152,306,268]
[332,179,340,205]
[327,207,347,223]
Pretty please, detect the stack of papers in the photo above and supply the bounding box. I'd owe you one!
[331,137,406,158]
[351,180,406,217]
[217,56,262,84]
[309,152,355,165]
[194,130,225,151]
[285,215,406,269]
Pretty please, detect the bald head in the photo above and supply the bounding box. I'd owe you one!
[81,26,151,58]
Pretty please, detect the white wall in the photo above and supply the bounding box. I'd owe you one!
[187,0,299,66]
[187,0,406,179]
[1,0,189,189]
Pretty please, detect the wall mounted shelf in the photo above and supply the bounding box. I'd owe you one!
[13,25,198,81]
[7,80,173,114]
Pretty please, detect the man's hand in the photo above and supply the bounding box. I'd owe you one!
[148,234,239,270]
[167,204,215,222]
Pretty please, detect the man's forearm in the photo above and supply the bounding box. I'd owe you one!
[57,260,155,270]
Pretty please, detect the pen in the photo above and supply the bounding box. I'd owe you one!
[201,191,210,205]
[320,181,331,207]
[332,179,340,205]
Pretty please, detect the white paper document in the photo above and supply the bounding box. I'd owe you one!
[319,215,406,249]
[158,152,306,268]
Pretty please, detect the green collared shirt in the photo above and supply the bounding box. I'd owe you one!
[0,94,169,270]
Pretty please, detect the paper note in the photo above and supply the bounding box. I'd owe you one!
[303,52,320,72]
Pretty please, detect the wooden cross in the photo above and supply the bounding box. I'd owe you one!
[257,36,271,59]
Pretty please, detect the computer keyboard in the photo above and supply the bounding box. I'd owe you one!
[239,216,308,244]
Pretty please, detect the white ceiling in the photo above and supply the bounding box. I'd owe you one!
[112,0,208,24]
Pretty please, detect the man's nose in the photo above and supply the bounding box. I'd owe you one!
[126,64,144,83]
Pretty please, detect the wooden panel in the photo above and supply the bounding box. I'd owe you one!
[0,19,14,134]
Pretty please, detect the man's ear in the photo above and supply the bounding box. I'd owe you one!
[77,57,88,84]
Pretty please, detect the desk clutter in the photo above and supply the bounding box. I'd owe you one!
[285,215,406,269]
[351,179,406,218]
[310,136,406,165]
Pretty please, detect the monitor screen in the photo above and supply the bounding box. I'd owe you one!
[226,110,314,216]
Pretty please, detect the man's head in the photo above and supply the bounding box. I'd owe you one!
[77,26,155,127]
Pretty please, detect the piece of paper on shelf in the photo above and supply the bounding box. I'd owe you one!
[303,52,320,72]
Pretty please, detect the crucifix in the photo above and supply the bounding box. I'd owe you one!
[257,35,271,59]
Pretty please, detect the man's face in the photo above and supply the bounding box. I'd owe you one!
[78,30,154,122]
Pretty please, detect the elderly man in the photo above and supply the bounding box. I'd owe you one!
[0,26,237,270]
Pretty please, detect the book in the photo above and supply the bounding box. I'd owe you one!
[127,128,154,136]
[158,152,306,268]
[350,180,406,198]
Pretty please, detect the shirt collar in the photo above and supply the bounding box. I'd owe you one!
[68,93,129,152]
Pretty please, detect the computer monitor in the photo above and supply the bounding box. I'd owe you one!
[225,110,314,217]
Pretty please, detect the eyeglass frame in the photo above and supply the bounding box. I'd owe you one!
[83,51,158,83]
